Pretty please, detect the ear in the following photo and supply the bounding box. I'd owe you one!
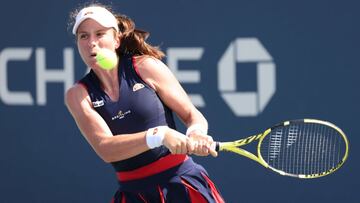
[114,32,121,49]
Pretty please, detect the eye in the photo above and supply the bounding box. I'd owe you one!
[78,33,88,40]
[96,32,106,37]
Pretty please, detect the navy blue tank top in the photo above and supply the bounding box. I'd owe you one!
[79,55,176,171]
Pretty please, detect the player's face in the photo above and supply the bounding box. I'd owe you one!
[76,19,120,69]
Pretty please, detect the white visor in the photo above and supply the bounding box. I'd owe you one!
[72,6,119,35]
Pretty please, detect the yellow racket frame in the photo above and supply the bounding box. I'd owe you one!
[217,119,349,178]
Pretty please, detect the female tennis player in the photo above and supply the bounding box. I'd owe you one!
[66,3,224,203]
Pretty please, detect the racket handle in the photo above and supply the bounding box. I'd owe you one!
[211,142,220,152]
[209,142,219,157]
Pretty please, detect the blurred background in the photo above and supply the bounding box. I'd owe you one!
[0,0,359,202]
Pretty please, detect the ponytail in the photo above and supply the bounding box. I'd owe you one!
[115,15,165,60]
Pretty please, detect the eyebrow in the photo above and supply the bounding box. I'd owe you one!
[77,28,111,34]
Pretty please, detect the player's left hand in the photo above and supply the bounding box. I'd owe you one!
[187,132,218,157]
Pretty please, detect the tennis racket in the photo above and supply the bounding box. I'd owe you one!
[213,119,349,178]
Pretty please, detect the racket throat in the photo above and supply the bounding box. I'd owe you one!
[223,146,268,168]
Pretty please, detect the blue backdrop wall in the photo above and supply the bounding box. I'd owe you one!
[1,0,359,202]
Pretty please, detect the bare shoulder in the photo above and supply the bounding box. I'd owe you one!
[65,83,89,110]
[133,55,168,73]
[133,55,172,91]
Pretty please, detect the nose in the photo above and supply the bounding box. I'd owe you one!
[88,35,98,48]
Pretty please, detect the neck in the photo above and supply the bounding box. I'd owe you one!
[93,68,120,101]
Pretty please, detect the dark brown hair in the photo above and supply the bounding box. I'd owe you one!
[69,2,165,60]
[115,14,164,60]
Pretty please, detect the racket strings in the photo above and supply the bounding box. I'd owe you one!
[261,122,346,176]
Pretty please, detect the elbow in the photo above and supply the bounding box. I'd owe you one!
[98,152,115,163]
[93,140,119,163]
[96,149,118,163]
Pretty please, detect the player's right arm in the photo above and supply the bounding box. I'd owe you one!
[65,83,149,162]
[65,84,189,162]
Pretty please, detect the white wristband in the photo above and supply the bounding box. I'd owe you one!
[146,126,167,149]
[186,124,208,136]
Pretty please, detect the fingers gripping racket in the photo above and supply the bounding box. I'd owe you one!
[213,119,349,178]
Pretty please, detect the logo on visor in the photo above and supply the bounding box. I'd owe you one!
[84,11,94,16]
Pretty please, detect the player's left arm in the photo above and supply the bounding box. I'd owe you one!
[134,55,216,156]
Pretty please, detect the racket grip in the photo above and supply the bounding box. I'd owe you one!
[211,142,220,152]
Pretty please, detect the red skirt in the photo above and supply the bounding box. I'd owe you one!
[111,154,224,203]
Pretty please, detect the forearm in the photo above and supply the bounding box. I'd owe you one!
[183,108,208,135]
[93,131,149,163]
[96,127,190,162]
